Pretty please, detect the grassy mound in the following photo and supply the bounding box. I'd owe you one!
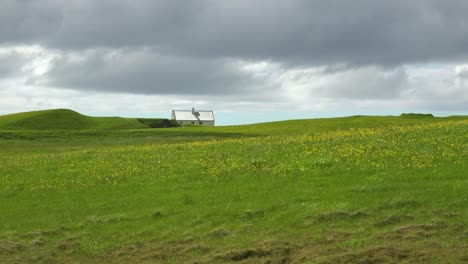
[0,109,160,130]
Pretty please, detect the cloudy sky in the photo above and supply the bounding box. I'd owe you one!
[1,0,467,125]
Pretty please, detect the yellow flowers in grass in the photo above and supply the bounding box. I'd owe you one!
[0,119,466,192]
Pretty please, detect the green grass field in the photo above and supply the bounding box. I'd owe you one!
[0,109,176,131]
[0,110,467,263]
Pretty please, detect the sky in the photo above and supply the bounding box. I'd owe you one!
[1,0,467,125]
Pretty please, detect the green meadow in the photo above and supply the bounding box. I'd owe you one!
[0,110,467,263]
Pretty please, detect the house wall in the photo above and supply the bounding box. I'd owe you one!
[176,120,215,126]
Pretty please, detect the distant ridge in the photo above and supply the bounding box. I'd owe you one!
[0,109,171,130]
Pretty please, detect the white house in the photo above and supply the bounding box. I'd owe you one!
[171,108,215,126]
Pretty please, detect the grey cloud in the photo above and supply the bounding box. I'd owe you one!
[29,48,274,96]
[2,0,468,109]
[301,66,409,99]
[456,67,468,79]
[0,51,29,78]
[3,0,468,66]
[0,0,63,45]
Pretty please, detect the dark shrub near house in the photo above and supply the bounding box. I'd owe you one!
[137,118,180,128]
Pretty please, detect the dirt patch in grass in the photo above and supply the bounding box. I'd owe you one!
[89,240,294,264]
[300,210,369,228]
[327,246,412,264]
[432,209,461,218]
[313,231,355,245]
[378,221,450,241]
[56,239,79,251]
[222,248,272,261]
[374,214,414,227]
[21,227,64,238]
[102,240,215,263]
[188,244,212,254]
[316,210,370,223]
[0,241,26,254]
[207,228,230,238]
[241,210,265,220]
[31,237,46,247]
[3,234,465,264]
[396,221,448,234]
[217,245,292,263]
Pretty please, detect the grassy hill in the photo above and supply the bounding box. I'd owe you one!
[0,115,467,263]
[0,109,177,130]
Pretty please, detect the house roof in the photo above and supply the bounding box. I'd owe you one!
[172,110,215,121]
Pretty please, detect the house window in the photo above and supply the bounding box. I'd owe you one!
[191,122,195,124]
[199,122,203,125]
